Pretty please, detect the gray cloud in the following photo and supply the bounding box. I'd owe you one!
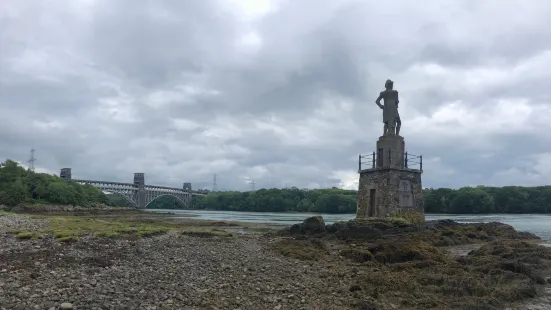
[1,0,551,191]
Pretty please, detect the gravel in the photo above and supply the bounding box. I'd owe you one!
[3,214,548,310]
[0,213,49,233]
[0,215,353,310]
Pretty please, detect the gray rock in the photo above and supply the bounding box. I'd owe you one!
[60,302,73,309]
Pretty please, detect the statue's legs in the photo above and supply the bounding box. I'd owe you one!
[388,120,396,135]
[395,117,401,135]
[383,122,388,135]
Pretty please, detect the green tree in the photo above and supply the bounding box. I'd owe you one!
[0,178,29,205]
[0,159,110,207]
[448,187,495,214]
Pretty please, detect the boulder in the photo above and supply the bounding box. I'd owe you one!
[286,216,421,238]
[289,223,303,234]
[286,216,326,235]
[302,216,326,233]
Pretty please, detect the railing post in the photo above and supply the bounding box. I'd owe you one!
[420,155,423,171]
[372,152,375,169]
[405,152,408,169]
[358,154,361,172]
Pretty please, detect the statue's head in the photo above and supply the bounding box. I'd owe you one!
[385,79,393,90]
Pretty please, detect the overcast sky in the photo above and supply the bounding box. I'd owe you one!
[1,0,551,191]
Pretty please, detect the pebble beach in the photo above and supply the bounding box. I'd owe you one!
[0,214,351,310]
[3,213,551,310]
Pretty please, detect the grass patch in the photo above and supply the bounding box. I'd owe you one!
[54,231,76,238]
[272,238,329,260]
[16,231,41,240]
[0,210,14,215]
[39,216,178,240]
[58,235,79,243]
[137,227,171,238]
[181,229,233,238]
[95,231,121,238]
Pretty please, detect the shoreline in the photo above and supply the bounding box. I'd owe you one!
[145,208,551,216]
[7,205,551,217]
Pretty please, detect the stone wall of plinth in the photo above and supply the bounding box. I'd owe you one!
[356,167,425,224]
[376,134,405,169]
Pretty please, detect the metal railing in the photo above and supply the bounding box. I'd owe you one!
[358,153,376,171]
[358,151,423,171]
[405,152,422,170]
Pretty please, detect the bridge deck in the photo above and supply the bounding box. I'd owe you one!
[73,179,206,195]
[73,179,134,187]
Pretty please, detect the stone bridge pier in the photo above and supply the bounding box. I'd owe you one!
[134,173,146,209]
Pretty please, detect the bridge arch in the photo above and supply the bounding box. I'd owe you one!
[104,190,139,208]
[145,193,187,209]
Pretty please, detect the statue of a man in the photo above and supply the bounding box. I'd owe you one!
[375,79,401,135]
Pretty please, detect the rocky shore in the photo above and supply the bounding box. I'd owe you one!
[1,204,137,214]
[1,214,356,310]
[2,213,551,309]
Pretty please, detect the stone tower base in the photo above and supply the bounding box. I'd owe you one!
[356,168,425,224]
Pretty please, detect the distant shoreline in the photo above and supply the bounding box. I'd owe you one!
[145,208,551,216]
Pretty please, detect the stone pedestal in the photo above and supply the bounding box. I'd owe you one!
[356,134,425,224]
[376,134,405,169]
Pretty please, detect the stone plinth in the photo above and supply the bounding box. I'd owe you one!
[376,134,405,169]
[356,134,424,224]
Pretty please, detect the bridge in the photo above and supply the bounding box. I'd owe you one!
[59,168,208,209]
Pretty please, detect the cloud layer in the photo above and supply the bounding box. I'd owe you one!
[2,0,551,191]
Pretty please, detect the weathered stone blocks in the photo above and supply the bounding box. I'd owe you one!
[356,134,425,224]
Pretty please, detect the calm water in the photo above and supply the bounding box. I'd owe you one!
[146,209,551,241]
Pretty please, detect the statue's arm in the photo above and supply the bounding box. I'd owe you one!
[396,91,399,108]
[375,93,383,109]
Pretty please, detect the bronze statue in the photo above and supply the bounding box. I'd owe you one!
[375,79,401,135]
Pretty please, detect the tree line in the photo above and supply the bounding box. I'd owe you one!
[147,185,551,214]
[0,160,109,207]
[2,158,550,214]
[148,187,356,213]
[424,186,551,214]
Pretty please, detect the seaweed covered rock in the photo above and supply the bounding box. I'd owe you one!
[425,219,461,229]
[350,239,551,309]
[272,238,329,260]
[326,219,382,238]
[468,240,550,258]
[340,248,374,263]
[286,216,326,235]
[271,218,549,310]
[474,222,540,240]
[282,217,540,249]
[369,240,448,264]
[325,217,420,239]
[459,240,551,285]
[303,216,326,233]
[425,220,540,246]
[283,216,423,238]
